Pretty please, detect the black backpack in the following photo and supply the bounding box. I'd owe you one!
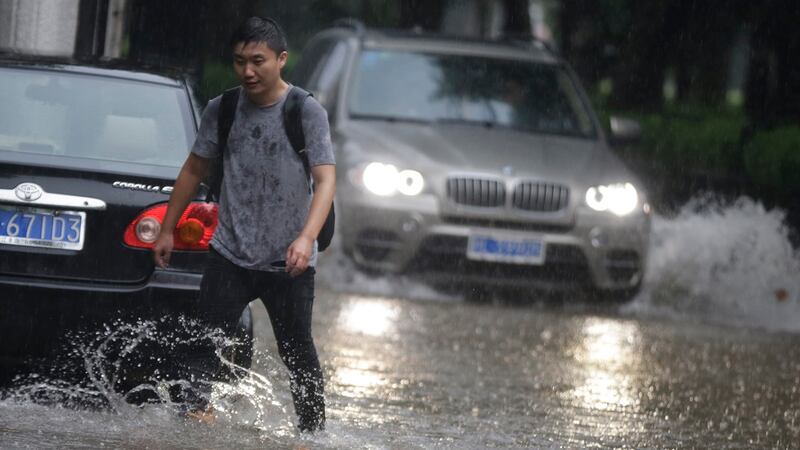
[204,86,335,251]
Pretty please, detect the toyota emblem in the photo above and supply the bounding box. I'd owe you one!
[14,183,43,202]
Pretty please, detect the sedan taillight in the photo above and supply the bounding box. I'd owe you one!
[124,202,218,250]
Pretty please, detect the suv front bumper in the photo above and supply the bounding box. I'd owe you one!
[338,190,651,292]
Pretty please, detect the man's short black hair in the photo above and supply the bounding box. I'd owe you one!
[230,16,287,54]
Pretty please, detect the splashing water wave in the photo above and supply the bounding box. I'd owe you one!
[0,314,410,448]
[1,316,298,439]
[316,247,461,303]
[626,196,800,333]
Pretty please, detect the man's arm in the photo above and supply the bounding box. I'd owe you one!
[152,153,210,268]
[285,164,336,276]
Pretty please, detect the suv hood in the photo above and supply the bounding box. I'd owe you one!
[340,120,638,189]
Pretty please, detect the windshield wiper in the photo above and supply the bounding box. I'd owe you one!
[435,117,497,128]
[349,113,432,125]
[351,114,498,129]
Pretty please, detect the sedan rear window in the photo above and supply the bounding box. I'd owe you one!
[0,67,194,167]
[349,50,596,138]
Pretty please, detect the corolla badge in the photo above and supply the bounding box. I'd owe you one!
[112,181,173,194]
[14,182,43,201]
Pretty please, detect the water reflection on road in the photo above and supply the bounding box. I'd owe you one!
[274,287,798,448]
[1,286,799,448]
[570,319,640,411]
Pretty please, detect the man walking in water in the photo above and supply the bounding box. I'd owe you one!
[152,16,335,432]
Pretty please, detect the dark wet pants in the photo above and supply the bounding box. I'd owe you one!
[183,247,325,432]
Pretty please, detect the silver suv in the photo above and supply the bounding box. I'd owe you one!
[292,24,651,300]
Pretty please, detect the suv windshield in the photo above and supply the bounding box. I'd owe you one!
[0,67,193,167]
[349,49,596,138]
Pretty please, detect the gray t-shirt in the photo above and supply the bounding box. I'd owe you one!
[191,87,335,271]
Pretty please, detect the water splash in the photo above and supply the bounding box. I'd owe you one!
[0,316,296,436]
[316,247,461,303]
[626,196,800,333]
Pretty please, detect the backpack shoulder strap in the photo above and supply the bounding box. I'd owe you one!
[205,87,239,203]
[217,86,240,151]
[282,86,313,162]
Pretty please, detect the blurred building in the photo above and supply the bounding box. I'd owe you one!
[0,0,127,58]
[0,0,79,55]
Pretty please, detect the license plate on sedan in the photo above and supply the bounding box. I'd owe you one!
[0,206,86,250]
[467,233,545,265]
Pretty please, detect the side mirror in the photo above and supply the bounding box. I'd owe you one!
[316,90,339,124]
[608,116,642,146]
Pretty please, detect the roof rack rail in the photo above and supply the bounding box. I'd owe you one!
[501,35,559,55]
[333,18,366,36]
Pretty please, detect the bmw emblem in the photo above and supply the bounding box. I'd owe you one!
[14,183,43,202]
[502,165,514,176]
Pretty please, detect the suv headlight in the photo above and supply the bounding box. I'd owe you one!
[355,162,425,196]
[585,183,639,216]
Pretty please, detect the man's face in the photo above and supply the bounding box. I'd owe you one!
[232,41,287,98]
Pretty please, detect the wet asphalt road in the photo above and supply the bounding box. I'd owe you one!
[1,283,799,449]
[252,283,800,448]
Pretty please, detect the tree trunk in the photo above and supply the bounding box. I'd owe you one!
[502,0,531,39]
[745,0,800,129]
[399,0,444,31]
[127,0,256,69]
[608,1,671,112]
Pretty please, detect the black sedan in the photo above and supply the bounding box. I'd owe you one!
[0,57,251,383]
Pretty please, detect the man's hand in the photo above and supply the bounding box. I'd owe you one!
[152,153,210,269]
[285,164,334,277]
[286,234,314,277]
[153,233,174,268]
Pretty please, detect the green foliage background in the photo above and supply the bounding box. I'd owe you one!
[744,127,800,195]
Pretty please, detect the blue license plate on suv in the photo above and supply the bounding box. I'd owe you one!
[467,233,546,265]
[0,206,85,250]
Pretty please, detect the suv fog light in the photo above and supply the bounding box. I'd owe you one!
[135,217,161,243]
[401,218,419,233]
[590,227,608,248]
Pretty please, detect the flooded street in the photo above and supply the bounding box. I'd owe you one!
[2,289,799,449]
[310,290,800,448]
[2,200,800,449]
